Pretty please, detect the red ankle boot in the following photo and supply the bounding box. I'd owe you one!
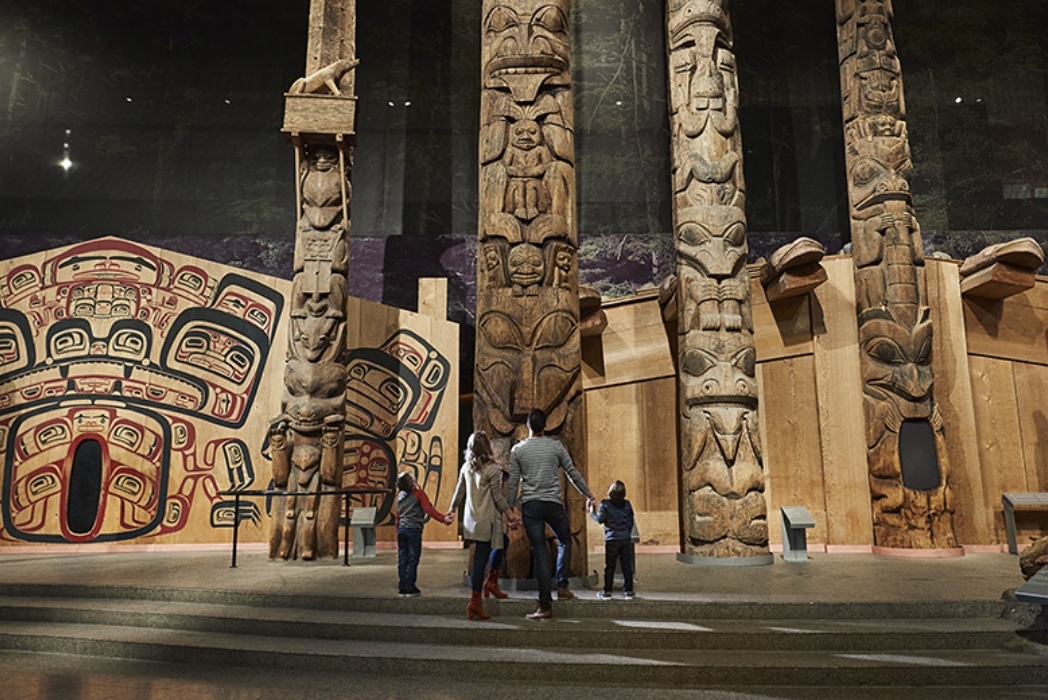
[483,570,508,599]
[467,590,490,620]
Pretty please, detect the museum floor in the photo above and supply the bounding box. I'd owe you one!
[1,548,1046,699]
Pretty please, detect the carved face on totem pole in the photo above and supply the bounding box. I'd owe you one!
[475,292,579,437]
[668,1,741,210]
[482,1,570,103]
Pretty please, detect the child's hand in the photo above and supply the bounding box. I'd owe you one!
[442,512,455,525]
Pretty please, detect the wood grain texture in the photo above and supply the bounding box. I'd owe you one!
[1014,362,1048,495]
[926,260,992,544]
[960,261,1036,300]
[581,293,675,389]
[968,356,1028,542]
[417,278,448,320]
[751,271,815,362]
[964,280,1048,366]
[810,257,873,545]
[584,377,679,550]
[758,356,827,545]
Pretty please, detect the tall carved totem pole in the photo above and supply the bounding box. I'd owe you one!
[836,0,956,550]
[270,0,357,560]
[667,0,770,563]
[475,0,587,576]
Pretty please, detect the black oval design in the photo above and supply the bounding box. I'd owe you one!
[67,439,104,535]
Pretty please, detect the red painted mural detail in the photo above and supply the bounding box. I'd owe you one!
[342,329,450,525]
[0,239,283,544]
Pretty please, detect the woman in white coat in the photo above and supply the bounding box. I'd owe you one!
[451,430,512,620]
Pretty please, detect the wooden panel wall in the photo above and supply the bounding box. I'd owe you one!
[0,238,290,549]
[809,257,874,546]
[346,279,460,544]
[582,295,678,551]
[926,262,991,544]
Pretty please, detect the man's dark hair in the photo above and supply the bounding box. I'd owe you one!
[396,471,415,493]
[527,408,547,434]
[609,480,626,503]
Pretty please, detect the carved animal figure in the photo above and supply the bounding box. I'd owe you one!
[289,58,359,96]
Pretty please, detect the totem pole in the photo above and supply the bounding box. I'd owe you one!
[666,0,770,563]
[475,0,586,577]
[270,0,357,560]
[836,0,956,550]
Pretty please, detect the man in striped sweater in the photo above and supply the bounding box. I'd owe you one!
[507,408,596,620]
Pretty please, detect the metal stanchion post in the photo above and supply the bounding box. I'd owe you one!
[231,493,241,568]
[343,491,351,567]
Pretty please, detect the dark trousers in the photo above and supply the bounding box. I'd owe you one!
[397,527,422,593]
[522,499,572,610]
[469,540,493,591]
[603,539,635,593]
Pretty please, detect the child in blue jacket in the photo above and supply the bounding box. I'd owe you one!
[589,480,635,600]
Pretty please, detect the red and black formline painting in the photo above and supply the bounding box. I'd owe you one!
[0,238,284,545]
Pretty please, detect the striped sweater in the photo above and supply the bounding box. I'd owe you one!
[507,436,589,507]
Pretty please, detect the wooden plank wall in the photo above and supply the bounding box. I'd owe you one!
[582,291,679,551]
[963,277,1048,548]
[347,278,460,544]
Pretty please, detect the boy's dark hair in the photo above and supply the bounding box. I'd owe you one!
[527,408,547,434]
[608,480,626,502]
[396,471,415,493]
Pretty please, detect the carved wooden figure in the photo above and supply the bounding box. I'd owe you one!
[475,0,587,578]
[271,0,356,561]
[666,0,769,562]
[836,0,956,550]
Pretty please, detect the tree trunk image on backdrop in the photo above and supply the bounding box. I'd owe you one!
[836,0,956,550]
[270,0,356,560]
[474,0,587,579]
[666,0,769,562]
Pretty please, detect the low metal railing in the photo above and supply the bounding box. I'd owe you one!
[219,487,390,567]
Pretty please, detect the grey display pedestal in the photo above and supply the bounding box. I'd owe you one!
[1003,493,1048,555]
[350,507,377,558]
[780,506,815,562]
[1017,567,1048,606]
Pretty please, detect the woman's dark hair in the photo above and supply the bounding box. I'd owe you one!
[396,471,415,493]
[608,480,626,502]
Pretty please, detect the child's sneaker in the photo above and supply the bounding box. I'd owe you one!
[597,590,613,601]
[623,591,635,600]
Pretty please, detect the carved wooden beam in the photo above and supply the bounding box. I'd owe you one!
[836,0,957,551]
[666,0,770,563]
[960,238,1044,300]
[759,237,828,303]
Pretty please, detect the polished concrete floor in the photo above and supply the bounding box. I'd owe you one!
[0,548,1041,699]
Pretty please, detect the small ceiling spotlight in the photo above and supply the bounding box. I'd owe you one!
[59,156,73,172]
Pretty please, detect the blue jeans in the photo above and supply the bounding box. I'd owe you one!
[521,500,572,610]
[397,527,422,593]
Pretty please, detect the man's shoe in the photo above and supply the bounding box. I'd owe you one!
[556,587,574,600]
[526,607,552,620]
[623,591,635,600]
[596,590,613,601]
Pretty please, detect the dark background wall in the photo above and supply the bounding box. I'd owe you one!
[2,0,1047,395]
